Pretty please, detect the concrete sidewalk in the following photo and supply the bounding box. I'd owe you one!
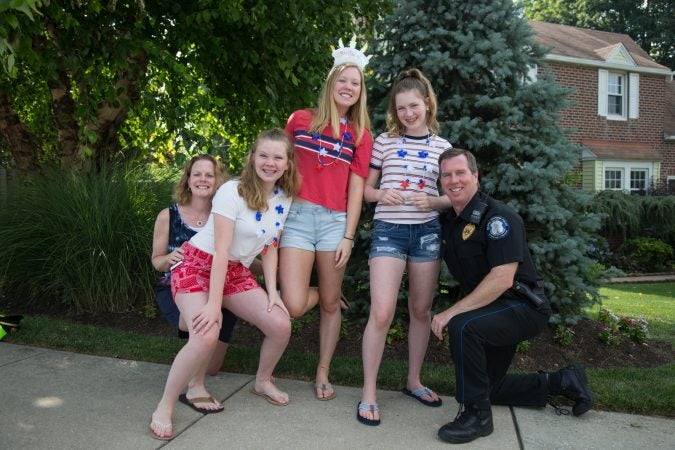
[608,274,675,283]
[1,343,673,449]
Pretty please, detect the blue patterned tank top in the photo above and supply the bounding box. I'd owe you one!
[162,203,200,279]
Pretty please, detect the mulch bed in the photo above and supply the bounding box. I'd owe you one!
[14,300,670,372]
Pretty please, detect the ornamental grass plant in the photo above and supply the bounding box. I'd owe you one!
[0,166,172,313]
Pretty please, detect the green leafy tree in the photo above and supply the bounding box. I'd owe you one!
[521,0,675,70]
[369,0,602,321]
[0,0,42,75]
[0,0,389,173]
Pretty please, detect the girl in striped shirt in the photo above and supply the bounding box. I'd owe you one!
[357,69,452,426]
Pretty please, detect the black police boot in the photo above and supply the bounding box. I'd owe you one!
[437,400,493,444]
[549,363,593,416]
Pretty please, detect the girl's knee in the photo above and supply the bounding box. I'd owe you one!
[268,313,292,340]
[409,305,431,322]
[285,303,305,319]
[188,334,219,358]
[369,309,395,330]
[281,292,308,318]
[319,297,340,314]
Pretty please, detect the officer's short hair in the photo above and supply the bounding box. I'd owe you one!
[438,148,478,173]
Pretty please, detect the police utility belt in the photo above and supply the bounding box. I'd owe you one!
[509,280,546,309]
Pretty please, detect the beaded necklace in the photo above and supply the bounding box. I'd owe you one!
[255,188,284,255]
[399,133,432,191]
[312,117,351,171]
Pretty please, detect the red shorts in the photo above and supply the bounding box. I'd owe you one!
[171,242,260,298]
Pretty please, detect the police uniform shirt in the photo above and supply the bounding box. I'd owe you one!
[440,191,540,296]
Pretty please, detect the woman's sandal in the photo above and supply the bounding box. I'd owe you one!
[149,419,174,441]
[402,386,443,407]
[356,401,380,426]
[315,383,337,401]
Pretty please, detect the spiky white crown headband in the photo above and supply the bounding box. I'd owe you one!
[331,35,371,71]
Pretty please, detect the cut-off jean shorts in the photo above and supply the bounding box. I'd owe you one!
[369,218,441,263]
[280,201,348,252]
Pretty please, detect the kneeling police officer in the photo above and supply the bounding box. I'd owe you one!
[431,149,593,444]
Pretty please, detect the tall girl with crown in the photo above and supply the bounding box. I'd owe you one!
[150,129,301,441]
[357,69,453,426]
[280,37,373,401]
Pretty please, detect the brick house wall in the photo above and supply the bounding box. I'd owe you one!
[542,63,675,191]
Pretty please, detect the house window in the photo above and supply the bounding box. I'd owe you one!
[604,169,623,190]
[598,70,639,120]
[629,169,647,193]
[602,161,652,193]
[607,73,624,116]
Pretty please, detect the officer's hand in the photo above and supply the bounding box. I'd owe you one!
[407,192,431,209]
[431,310,452,340]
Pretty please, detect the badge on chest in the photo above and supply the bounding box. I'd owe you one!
[462,223,475,240]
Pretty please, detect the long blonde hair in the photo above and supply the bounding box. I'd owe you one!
[174,154,228,205]
[238,128,301,211]
[309,63,371,143]
[386,68,440,136]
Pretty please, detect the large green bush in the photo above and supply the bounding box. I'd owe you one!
[591,191,675,246]
[0,166,171,313]
[590,191,675,273]
[626,238,673,273]
[590,191,642,238]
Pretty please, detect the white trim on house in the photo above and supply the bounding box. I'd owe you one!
[628,73,639,119]
[527,65,538,83]
[544,54,673,78]
[598,69,638,120]
[601,43,636,67]
[602,160,653,192]
[598,69,608,117]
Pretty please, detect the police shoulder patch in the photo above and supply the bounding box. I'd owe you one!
[486,216,509,240]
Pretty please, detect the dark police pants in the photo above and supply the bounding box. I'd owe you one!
[447,297,550,407]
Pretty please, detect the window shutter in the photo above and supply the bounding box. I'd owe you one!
[598,70,608,117]
[527,65,538,83]
[629,73,639,119]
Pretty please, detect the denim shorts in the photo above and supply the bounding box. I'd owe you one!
[369,218,441,263]
[280,202,347,252]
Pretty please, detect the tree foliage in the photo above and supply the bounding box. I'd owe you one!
[369,0,602,321]
[0,0,42,75]
[0,0,389,173]
[521,0,675,70]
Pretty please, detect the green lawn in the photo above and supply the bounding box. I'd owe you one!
[589,283,675,347]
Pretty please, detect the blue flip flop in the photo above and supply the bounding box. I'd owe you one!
[402,387,442,407]
[357,402,380,426]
